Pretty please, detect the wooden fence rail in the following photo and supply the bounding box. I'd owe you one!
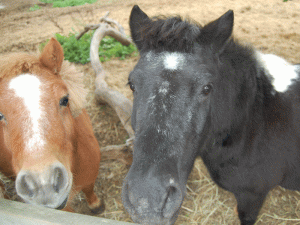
[0,199,136,225]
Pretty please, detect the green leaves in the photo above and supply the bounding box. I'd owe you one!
[30,0,98,11]
[29,5,41,11]
[39,0,98,8]
[41,31,138,64]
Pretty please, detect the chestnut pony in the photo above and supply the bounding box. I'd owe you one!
[0,38,102,213]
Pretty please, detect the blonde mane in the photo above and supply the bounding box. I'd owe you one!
[60,61,88,117]
[0,52,87,117]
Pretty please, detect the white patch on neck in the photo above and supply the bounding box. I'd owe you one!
[163,52,185,70]
[256,52,299,92]
[9,74,45,151]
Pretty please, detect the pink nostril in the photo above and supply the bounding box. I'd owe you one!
[17,173,37,198]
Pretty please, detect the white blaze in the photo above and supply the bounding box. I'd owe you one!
[9,74,45,151]
[256,52,299,92]
[163,52,184,70]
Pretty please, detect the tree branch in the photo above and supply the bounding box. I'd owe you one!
[89,17,135,139]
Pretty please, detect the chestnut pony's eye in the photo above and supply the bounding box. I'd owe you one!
[0,113,4,121]
[202,84,213,96]
[60,95,69,107]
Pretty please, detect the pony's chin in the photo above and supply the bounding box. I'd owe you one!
[55,197,68,210]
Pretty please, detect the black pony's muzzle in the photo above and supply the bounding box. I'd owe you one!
[122,173,183,225]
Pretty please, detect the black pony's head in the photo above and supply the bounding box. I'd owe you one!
[122,5,258,224]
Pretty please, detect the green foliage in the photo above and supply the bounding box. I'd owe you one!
[30,0,97,11]
[39,0,98,7]
[29,4,41,11]
[40,31,138,64]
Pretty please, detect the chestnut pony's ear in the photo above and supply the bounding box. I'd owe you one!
[39,38,64,74]
[129,5,151,51]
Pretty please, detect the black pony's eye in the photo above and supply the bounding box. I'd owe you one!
[0,113,4,121]
[60,95,69,107]
[202,84,213,96]
[128,82,135,92]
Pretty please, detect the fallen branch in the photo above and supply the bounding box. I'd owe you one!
[89,13,135,139]
[76,11,128,40]
[101,138,134,152]
[100,138,134,165]
[76,11,110,40]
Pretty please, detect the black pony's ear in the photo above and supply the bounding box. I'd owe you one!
[198,10,234,54]
[129,5,150,51]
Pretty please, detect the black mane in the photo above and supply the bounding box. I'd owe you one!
[138,16,201,52]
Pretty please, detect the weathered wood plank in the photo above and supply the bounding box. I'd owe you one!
[0,199,135,225]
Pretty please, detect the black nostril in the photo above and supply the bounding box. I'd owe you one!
[55,197,68,210]
[161,185,182,218]
[166,186,177,203]
[53,167,64,193]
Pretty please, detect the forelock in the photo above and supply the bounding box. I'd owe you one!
[140,16,201,53]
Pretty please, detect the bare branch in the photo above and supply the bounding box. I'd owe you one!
[100,138,134,165]
[76,24,100,40]
[76,11,109,40]
[99,17,126,36]
[101,138,134,152]
[90,22,134,138]
[76,11,129,40]
[101,11,110,20]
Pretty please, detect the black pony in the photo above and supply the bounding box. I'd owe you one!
[122,5,300,225]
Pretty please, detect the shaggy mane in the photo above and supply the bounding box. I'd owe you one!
[0,53,87,117]
[140,16,201,52]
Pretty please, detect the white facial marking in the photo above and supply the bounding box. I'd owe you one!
[162,104,167,112]
[9,74,45,151]
[187,110,193,122]
[169,178,175,185]
[163,52,185,70]
[256,52,299,92]
[158,81,170,95]
[148,95,156,103]
[146,51,153,61]
[157,125,161,134]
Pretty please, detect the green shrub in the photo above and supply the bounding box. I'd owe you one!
[40,31,138,64]
[39,0,98,7]
[29,4,41,11]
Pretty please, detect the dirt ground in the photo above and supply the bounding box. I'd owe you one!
[1,0,300,224]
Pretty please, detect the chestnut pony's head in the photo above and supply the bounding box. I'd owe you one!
[0,38,87,209]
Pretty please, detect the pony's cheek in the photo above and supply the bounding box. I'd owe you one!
[58,106,74,137]
[2,126,11,152]
[11,155,22,174]
[64,112,75,140]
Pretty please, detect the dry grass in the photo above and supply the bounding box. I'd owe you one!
[1,58,300,225]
